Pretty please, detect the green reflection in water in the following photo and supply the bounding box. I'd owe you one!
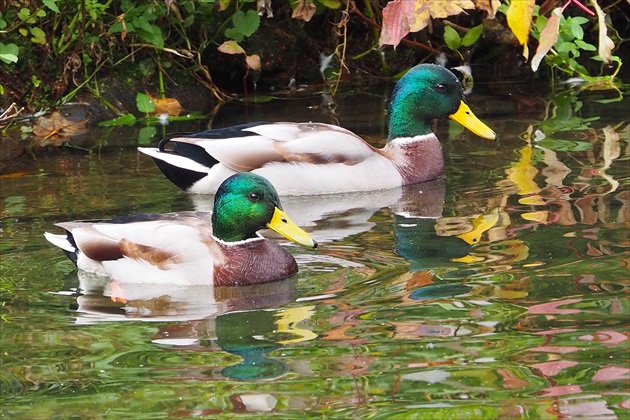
[1,89,628,418]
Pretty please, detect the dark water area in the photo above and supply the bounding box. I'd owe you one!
[1,79,629,418]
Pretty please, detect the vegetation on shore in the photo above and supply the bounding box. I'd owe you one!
[0,0,626,124]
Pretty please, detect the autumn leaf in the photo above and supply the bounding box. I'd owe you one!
[257,0,273,17]
[531,8,562,72]
[380,0,475,48]
[146,93,183,116]
[33,112,88,145]
[506,0,535,59]
[591,0,614,63]
[217,40,246,55]
[245,54,261,71]
[473,0,501,19]
[292,0,316,22]
[217,0,231,11]
[33,112,88,139]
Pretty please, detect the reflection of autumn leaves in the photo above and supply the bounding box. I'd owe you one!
[442,123,626,266]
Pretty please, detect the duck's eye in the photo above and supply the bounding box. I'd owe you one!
[436,83,448,93]
[248,193,260,202]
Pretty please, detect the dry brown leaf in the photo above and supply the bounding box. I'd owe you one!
[245,54,261,71]
[292,0,316,22]
[473,0,501,19]
[257,0,273,17]
[33,112,88,141]
[379,0,475,48]
[591,0,614,63]
[531,7,562,71]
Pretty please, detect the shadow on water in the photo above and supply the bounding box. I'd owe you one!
[1,82,629,417]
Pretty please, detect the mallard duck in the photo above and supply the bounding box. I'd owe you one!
[138,64,496,196]
[45,173,317,286]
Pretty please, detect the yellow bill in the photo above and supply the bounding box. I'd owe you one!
[449,101,496,140]
[268,207,318,248]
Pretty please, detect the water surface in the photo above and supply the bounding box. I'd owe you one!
[1,82,629,418]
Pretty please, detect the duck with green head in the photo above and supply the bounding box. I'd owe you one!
[139,64,496,195]
[45,173,317,287]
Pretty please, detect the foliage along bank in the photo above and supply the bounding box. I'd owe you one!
[0,0,627,120]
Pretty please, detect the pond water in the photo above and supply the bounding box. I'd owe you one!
[1,81,629,418]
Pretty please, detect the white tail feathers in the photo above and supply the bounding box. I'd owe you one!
[44,232,76,253]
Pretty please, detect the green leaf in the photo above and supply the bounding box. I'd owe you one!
[443,26,461,51]
[137,25,164,48]
[137,126,157,145]
[224,27,243,42]
[556,41,575,53]
[570,16,589,25]
[42,0,60,13]
[30,27,47,45]
[231,10,260,39]
[570,22,584,40]
[0,43,19,64]
[318,0,341,8]
[98,113,137,127]
[462,24,483,47]
[17,8,31,22]
[108,21,123,34]
[136,93,155,114]
[575,40,596,51]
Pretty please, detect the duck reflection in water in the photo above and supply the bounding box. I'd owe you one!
[72,272,317,382]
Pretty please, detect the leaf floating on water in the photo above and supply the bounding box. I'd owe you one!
[32,111,88,144]
[98,113,137,127]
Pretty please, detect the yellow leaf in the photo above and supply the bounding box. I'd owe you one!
[506,0,535,59]
[245,54,261,71]
[473,0,501,18]
[591,0,614,63]
[217,40,245,55]
[380,0,475,48]
[531,7,562,72]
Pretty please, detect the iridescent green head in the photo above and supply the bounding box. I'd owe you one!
[212,173,317,247]
[387,64,496,141]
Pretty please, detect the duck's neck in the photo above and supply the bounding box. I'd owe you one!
[212,213,258,242]
[387,96,434,141]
